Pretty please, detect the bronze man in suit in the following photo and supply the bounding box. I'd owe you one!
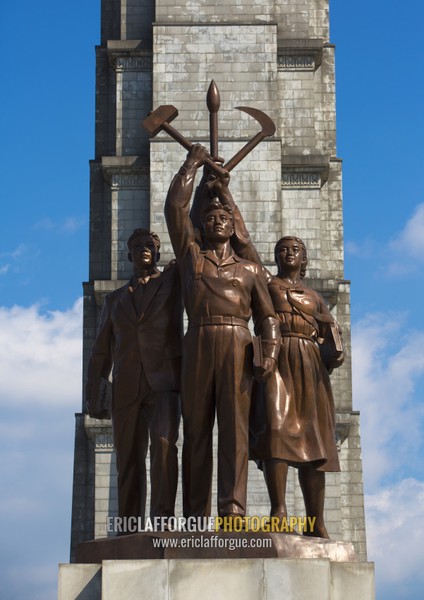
[85,229,182,529]
[165,145,280,519]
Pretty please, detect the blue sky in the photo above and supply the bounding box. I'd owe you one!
[1,1,424,599]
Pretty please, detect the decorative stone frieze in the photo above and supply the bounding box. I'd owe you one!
[101,158,149,189]
[281,172,322,188]
[95,434,114,449]
[114,55,153,72]
[278,54,316,71]
[278,39,324,71]
[106,40,153,71]
[281,155,330,188]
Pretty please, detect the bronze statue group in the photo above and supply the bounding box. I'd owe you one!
[86,145,344,539]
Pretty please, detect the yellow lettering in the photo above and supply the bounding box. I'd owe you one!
[261,517,271,532]
[297,517,307,533]
[280,517,289,532]
[308,516,317,533]
[268,516,278,533]
[289,516,298,532]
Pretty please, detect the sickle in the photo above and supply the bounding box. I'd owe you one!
[223,107,276,173]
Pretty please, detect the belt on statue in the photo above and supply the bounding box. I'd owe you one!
[189,316,249,329]
[281,331,316,343]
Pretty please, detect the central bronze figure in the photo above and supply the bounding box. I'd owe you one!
[165,144,280,518]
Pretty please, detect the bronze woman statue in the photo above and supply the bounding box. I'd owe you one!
[251,236,344,538]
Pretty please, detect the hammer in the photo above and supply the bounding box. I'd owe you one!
[142,105,227,178]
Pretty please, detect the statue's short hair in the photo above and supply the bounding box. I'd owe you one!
[201,198,234,226]
[127,228,161,250]
[274,236,308,278]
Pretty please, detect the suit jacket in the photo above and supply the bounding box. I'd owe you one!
[86,263,183,414]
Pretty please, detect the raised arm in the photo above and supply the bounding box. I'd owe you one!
[165,145,209,259]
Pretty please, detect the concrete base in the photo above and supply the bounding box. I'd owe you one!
[58,564,101,600]
[58,558,375,600]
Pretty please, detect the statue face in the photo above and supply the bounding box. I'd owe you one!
[276,239,304,272]
[203,209,234,242]
[128,234,159,270]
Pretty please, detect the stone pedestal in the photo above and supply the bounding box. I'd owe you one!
[59,558,375,600]
[60,532,374,599]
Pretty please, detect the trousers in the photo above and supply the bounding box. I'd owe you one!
[112,370,180,523]
[181,323,253,517]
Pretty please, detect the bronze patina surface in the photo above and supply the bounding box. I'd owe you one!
[251,236,344,539]
[165,143,280,519]
[85,229,183,527]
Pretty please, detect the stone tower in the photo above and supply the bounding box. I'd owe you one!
[70,0,368,562]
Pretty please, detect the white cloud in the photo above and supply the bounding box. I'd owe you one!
[352,313,424,598]
[0,244,30,276]
[352,313,424,490]
[33,216,85,234]
[0,299,83,407]
[61,216,85,233]
[385,202,424,275]
[0,300,82,599]
[6,245,27,259]
[344,237,378,258]
[33,217,56,230]
[391,202,424,259]
[366,478,424,596]
[347,203,424,276]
